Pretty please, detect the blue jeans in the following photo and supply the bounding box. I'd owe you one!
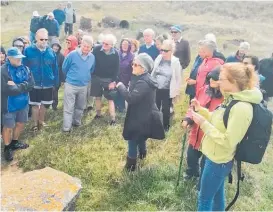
[114,91,126,112]
[128,138,147,158]
[198,157,233,211]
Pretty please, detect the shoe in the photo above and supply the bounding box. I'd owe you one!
[72,123,81,128]
[139,151,147,160]
[63,129,71,133]
[31,126,39,132]
[94,114,102,120]
[125,156,137,171]
[10,140,29,150]
[183,173,199,181]
[4,146,14,161]
[110,120,116,126]
[38,122,48,130]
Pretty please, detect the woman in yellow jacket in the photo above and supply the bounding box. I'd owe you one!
[190,62,263,211]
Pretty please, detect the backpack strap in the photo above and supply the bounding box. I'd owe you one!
[226,160,244,211]
[223,100,240,128]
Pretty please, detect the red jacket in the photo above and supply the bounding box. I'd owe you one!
[195,57,224,94]
[185,85,224,149]
[64,35,78,57]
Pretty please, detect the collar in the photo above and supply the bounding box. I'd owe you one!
[145,40,155,48]
[77,48,92,57]
[100,47,115,55]
[176,36,183,43]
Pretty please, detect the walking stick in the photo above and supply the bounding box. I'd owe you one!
[176,130,188,188]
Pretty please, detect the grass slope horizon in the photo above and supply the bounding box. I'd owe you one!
[1,1,273,211]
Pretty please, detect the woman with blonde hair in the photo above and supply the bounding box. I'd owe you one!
[130,39,139,55]
[190,63,263,211]
[152,39,181,131]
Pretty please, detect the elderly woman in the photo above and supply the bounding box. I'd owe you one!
[130,39,139,56]
[191,63,263,211]
[151,40,181,131]
[116,53,165,171]
[115,38,134,113]
[138,28,159,60]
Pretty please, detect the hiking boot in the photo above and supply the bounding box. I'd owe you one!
[110,120,116,126]
[125,156,137,171]
[94,114,102,120]
[10,140,29,150]
[4,146,14,161]
[139,151,147,160]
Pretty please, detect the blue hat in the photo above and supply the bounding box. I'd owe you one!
[7,47,25,59]
[170,25,182,32]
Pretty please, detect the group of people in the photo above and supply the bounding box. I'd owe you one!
[1,8,273,211]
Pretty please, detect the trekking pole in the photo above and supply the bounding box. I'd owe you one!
[176,130,188,188]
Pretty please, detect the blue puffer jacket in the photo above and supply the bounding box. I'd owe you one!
[5,61,33,112]
[23,44,59,87]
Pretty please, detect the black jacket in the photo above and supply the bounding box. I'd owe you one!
[1,64,34,114]
[51,39,65,84]
[117,73,165,141]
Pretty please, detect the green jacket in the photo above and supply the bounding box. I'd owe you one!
[198,88,263,163]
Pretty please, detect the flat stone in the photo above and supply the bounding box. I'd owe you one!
[1,167,82,211]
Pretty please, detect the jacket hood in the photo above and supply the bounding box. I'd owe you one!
[66,35,78,50]
[226,87,263,104]
[142,73,158,89]
[51,38,62,51]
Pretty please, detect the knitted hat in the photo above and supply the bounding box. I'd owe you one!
[170,25,182,32]
[134,53,154,73]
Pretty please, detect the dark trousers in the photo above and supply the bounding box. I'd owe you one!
[186,144,202,177]
[156,89,171,129]
[64,23,73,35]
[52,87,59,109]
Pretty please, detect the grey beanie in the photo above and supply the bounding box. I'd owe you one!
[135,53,154,73]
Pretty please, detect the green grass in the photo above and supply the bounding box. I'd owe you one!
[1,1,273,210]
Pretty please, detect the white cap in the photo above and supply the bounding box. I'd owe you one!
[47,12,54,18]
[33,11,39,17]
[205,33,217,44]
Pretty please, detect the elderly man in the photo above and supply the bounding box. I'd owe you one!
[62,35,95,132]
[53,3,65,26]
[138,28,159,61]
[226,41,250,63]
[170,25,191,70]
[64,2,75,35]
[1,47,34,161]
[29,11,41,43]
[43,12,60,45]
[91,34,119,125]
[24,28,59,132]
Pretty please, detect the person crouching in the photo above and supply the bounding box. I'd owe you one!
[116,53,165,171]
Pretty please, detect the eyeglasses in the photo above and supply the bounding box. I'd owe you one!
[243,62,249,65]
[103,42,112,46]
[171,31,178,34]
[160,49,170,53]
[40,39,48,41]
[131,62,142,68]
[14,45,24,48]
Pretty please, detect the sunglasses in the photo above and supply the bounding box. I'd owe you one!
[160,49,170,53]
[14,45,24,48]
[40,39,48,41]
[243,62,249,65]
[171,31,179,34]
[131,62,142,68]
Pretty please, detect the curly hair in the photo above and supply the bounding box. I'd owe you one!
[221,62,258,91]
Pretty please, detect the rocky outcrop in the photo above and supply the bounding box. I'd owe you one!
[1,167,82,211]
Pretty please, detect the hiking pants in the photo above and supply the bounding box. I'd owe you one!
[128,138,147,159]
[186,144,202,177]
[63,83,87,131]
[156,89,171,129]
[64,23,73,35]
[198,157,233,211]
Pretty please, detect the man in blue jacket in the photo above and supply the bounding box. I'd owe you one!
[24,28,59,132]
[1,47,34,161]
[43,12,60,46]
[53,3,65,26]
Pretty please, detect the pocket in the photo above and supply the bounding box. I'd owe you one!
[208,160,233,178]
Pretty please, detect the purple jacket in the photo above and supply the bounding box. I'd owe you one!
[118,39,134,87]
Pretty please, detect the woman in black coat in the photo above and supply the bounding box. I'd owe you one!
[116,53,165,171]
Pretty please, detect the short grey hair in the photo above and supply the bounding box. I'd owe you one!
[143,28,155,38]
[162,39,176,52]
[103,34,117,45]
[198,39,217,53]
[36,28,48,36]
[82,35,93,46]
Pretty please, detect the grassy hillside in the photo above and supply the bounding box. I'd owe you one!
[1,1,273,211]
